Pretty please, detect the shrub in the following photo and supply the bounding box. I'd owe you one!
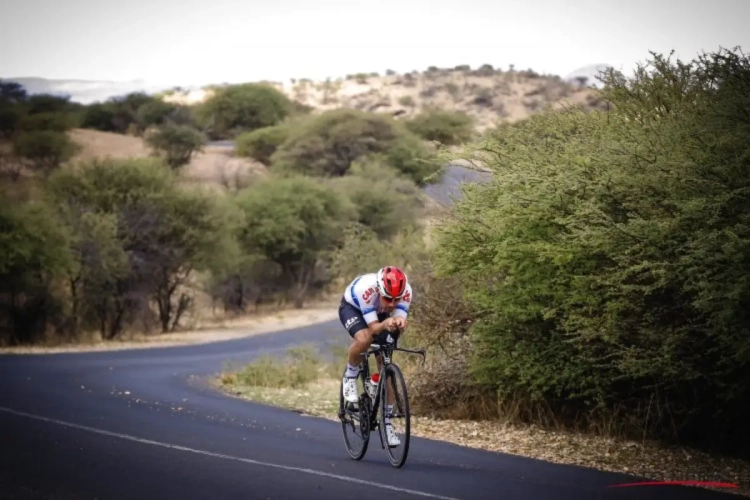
[17,111,76,132]
[426,47,750,455]
[45,158,242,336]
[12,130,81,174]
[194,83,294,139]
[405,108,475,145]
[0,201,72,345]
[233,175,353,307]
[235,124,290,164]
[144,123,207,170]
[269,109,440,186]
[326,159,423,239]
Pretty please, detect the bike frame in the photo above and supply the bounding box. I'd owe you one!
[356,336,426,437]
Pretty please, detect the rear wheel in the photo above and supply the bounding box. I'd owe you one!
[339,368,370,460]
[379,363,411,468]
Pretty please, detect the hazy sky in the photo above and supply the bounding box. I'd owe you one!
[1,0,748,86]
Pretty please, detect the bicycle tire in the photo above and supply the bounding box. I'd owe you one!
[379,362,411,468]
[339,367,370,460]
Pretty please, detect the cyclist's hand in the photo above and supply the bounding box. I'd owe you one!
[393,316,408,330]
[383,317,397,331]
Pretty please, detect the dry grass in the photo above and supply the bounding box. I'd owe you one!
[216,348,750,497]
[66,128,268,190]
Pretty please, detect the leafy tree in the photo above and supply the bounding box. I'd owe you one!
[12,130,81,175]
[429,47,750,454]
[23,94,73,115]
[135,100,190,130]
[80,92,163,135]
[269,108,440,185]
[0,201,72,344]
[45,158,242,336]
[0,81,27,104]
[233,175,353,307]
[194,83,293,139]
[235,124,290,164]
[63,210,129,335]
[80,102,119,132]
[17,111,75,132]
[145,123,207,170]
[327,159,424,239]
[0,105,21,138]
[405,108,475,145]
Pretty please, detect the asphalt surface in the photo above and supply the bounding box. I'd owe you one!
[0,319,741,500]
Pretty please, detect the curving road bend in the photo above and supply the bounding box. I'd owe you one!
[0,320,739,500]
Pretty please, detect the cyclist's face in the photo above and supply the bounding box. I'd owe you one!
[379,295,397,311]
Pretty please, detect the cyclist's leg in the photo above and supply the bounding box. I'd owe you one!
[370,331,401,446]
[339,298,372,403]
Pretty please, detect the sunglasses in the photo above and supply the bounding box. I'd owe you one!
[380,295,402,304]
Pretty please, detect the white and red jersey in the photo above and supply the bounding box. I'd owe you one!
[343,273,413,324]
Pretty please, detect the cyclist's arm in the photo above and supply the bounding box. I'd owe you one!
[358,285,393,335]
[366,318,394,335]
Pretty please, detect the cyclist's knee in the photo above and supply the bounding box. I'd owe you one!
[352,328,372,346]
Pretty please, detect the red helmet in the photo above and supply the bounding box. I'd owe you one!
[376,266,408,300]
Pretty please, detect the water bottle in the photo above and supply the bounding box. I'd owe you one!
[366,372,380,398]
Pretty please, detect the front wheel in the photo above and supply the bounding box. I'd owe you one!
[379,363,411,468]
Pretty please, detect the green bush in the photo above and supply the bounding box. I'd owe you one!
[194,83,294,139]
[80,102,119,132]
[269,108,441,186]
[235,124,290,164]
[327,159,423,239]
[328,222,430,286]
[232,174,353,307]
[79,92,173,135]
[429,47,750,455]
[17,111,76,132]
[405,108,475,145]
[12,130,81,174]
[135,100,194,130]
[0,105,21,138]
[144,123,207,169]
[0,200,73,344]
[44,158,242,336]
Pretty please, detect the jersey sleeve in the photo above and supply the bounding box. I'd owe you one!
[353,279,380,324]
[392,284,413,319]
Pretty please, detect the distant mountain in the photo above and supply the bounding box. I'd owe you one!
[0,77,183,104]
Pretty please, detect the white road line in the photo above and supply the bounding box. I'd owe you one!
[0,406,460,500]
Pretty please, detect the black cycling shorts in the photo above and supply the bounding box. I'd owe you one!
[338,297,395,345]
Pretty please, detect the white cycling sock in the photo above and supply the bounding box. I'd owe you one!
[385,404,393,422]
[345,363,360,378]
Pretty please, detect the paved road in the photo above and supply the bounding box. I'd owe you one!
[0,320,740,500]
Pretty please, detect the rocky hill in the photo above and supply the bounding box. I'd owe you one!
[162,65,604,132]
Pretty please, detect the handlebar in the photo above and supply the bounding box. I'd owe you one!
[365,339,427,367]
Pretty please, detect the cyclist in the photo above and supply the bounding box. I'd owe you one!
[338,265,412,447]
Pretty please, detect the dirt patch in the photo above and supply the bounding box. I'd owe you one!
[0,302,339,355]
[215,356,750,497]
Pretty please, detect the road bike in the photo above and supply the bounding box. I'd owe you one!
[337,330,426,468]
